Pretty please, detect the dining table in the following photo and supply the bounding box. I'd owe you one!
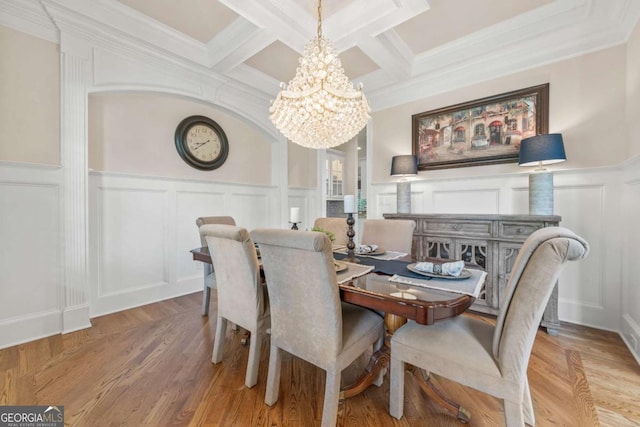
[190,244,486,423]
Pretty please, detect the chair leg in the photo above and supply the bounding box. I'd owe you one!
[202,279,211,316]
[244,329,261,388]
[504,399,525,427]
[265,345,282,406]
[212,316,227,364]
[389,355,405,419]
[321,368,341,427]
[523,378,535,426]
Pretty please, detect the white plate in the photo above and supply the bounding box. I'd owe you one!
[355,246,386,256]
[406,263,472,280]
[334,261,348,273]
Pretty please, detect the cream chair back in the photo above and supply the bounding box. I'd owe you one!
[389,227,589,425]
[196,216,236,246]
[313,217,349,246]
[251,229,342,363]
[361,219,416,254]
[251,228,384,427]
[200,224,270,389]
[492,227,589,382]
[195,216,236,316]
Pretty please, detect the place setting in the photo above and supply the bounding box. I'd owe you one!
[350,244,407,261]
[333,259,375,285]
[388,259,487,298]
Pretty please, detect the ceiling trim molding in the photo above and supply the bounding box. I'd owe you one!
[0,0,58,42]
[42,0,207,64]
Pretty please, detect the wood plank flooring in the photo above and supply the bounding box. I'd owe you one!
[1,292,639,426]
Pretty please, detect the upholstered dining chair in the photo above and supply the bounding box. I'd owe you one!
[360,219,416,254]
[389,227,589,426]
[200,224,270,389]
[313,217,349,246]
[250,228,385,427]
[196,216,236,316]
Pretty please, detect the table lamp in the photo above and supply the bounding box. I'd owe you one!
[390,155,418,214]
[518,134,566,215]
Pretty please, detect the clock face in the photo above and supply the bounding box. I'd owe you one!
[186,124,222,162]
[175,116,229,170]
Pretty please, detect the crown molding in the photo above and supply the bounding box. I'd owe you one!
[0,0,58,42]
[42,0,207,63]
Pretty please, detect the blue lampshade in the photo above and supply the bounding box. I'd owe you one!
[390,155,418,176]
[519,134,567,167]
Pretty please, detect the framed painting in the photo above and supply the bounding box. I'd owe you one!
[412,84,549,171]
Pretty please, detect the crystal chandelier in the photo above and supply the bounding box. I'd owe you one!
[269,0,370,149]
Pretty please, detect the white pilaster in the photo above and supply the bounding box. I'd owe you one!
[271,134,289,227]
[60,35,91,333]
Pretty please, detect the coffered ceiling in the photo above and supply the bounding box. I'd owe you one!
[3,0,639,112]
[115,0,640,110]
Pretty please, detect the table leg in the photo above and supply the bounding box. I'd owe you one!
[411,368,471,423]
[340,345,390,400]
[339,313,404,400]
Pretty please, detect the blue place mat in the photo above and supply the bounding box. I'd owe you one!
[333,252,430,280]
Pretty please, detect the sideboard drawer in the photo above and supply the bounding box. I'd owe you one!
[499,222,544,239]
[423,220,492,237]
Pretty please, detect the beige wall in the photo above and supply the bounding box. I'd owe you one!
[627,20,640,158]
[89,93,272,185]
[287,141,317,188]
[371,45,628,183]
[0,26,60,165]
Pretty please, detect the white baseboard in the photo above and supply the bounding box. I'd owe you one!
[62,304,92,334]
[90,277,201,318]
[621,314,640,365]
[0,309,61,350]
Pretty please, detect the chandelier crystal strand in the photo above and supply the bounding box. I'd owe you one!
[269,0,370,149]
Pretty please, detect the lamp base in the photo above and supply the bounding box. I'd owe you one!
[397,181,411,214]
[529,172,554,215]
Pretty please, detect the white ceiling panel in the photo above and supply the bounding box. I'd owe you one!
[117,0,239,43]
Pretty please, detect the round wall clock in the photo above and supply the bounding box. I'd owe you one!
[174,115,229,170]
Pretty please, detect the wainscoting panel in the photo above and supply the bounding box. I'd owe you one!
[97,186,168,296]
[229,192,273,230]
[621,157,640,362]
[0,163,62,348]
[432,188,500,214]
[175,190,226,283]
[89,172,279,317]
[554,185,607,314]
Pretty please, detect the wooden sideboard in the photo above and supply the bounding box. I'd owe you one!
[383,213,562,335]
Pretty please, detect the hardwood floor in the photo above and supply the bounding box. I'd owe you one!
[1,292,639,426]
